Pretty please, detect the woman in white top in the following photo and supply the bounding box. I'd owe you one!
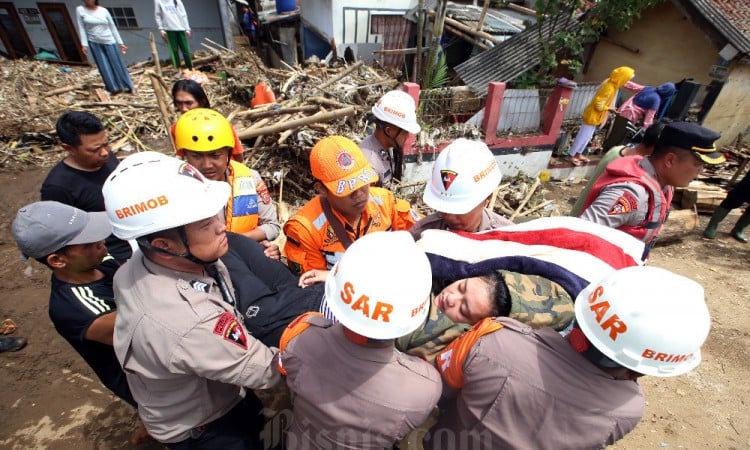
[75,0,134,94]
[154,0,193,72]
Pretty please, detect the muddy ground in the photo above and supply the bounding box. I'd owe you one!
[0,166,748,449]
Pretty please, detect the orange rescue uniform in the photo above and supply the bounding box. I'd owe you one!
[283,187,420,274]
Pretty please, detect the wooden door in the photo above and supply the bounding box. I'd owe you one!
[0,3,35,58]
[38,3,85,63]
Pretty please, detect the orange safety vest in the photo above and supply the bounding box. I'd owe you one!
[580,156,673,248]
[225,160,261,233]
[283,187,420,274]
[435,317,504,389]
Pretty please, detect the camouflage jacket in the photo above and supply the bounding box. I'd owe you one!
[395,294,469,364]
[396,271,575,364]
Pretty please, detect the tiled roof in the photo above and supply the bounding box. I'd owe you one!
[454,13,581,96]
[686,0,750,53]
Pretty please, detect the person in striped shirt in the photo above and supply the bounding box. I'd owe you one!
[12,201,150,444]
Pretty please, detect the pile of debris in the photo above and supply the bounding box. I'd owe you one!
[0,40,561,219]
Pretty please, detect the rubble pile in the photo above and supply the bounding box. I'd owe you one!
[0,41,568,219]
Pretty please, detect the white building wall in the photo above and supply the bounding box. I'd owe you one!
[301,0,416,61]
[1,0,227,66]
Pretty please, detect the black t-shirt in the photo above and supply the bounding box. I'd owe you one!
[48,258,134,406]
[41,152,132,262]
[222,232,324,348]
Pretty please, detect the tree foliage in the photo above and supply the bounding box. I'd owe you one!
[531,0,663,85]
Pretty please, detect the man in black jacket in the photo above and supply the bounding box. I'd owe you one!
[223,232,324,347]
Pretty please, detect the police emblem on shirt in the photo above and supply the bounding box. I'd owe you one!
[213,312,248,349]
[440,170,458,191]
[608,192,638,215]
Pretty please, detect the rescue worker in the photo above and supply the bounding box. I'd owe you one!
[102,151,281,448]
[277,231,442,449]
[580,121,723,257]
[174,108,281,260]
[703,170,750,242]
[284,135,420,276]
[570,121,665,216]
[359,90,421,187]
[410,138,513,240]
[427,266,711,449]
[170,79,244,162]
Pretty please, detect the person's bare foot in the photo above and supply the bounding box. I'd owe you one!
[129,421,153,445]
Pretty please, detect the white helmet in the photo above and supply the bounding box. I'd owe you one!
[325,231,432,339]
[372,90,421,134]
[575,266,710,377]
[102,151,230,240]
[423,138,502,214]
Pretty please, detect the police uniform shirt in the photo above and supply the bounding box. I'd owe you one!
[579,157,661,230]
[426,317,644,450]
[359,133,393,186]
[113,252,281,443]
[281,320,442,449]
[409,208,514,240]
[49,258,133,405]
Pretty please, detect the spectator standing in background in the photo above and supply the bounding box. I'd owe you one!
[155,0,193,74]
[75,0,135,95]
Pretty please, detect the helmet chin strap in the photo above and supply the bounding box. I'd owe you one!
[137,227,235,306]
[136,226,218,266]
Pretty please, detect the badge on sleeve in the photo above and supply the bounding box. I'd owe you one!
[608,192,638,215]
[213,312,248,350]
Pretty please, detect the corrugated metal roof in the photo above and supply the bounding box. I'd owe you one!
[446,5,525,35]
[685,0,750,54]
[454,13,582,96]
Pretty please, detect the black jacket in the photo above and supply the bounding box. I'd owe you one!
[222,232,324,347]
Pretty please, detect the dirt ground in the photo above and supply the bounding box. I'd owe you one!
[0,166,748,449]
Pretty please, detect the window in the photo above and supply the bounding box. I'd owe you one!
[107,7,138,29]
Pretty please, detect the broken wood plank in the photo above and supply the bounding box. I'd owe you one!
[317,60,364,90]
[237,106,356,139]
[510,177,540,220]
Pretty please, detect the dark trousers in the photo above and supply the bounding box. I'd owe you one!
[167,393,265,450]
[721,171,750,210]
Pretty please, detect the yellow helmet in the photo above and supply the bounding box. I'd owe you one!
[174,108,235,155]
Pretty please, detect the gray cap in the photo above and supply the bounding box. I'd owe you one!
[12,201,112,259]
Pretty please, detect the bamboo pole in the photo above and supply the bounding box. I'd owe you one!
[236,106,355,140]
[148,72,176,153]
[237,105,318,120]
[415,0,425,83]
[149,32,162,77]
[477,0,491,31]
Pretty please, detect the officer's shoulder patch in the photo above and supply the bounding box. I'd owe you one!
[190,280,209,293]
[608,191,638,215]
[212,312,248,350]
[257,179,272,204]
